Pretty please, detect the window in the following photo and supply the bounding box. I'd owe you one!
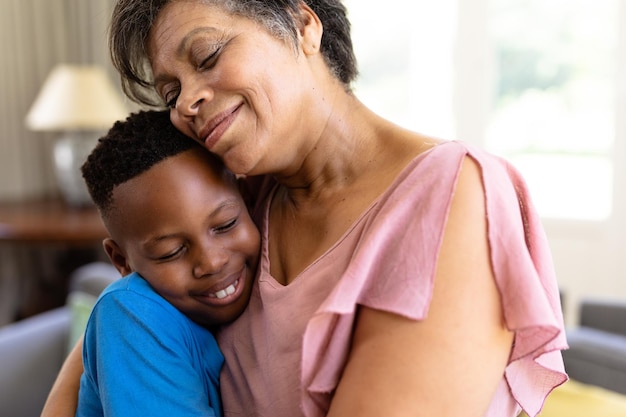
[346,0,620,222]
[485,0,618,220]
[346,0,458,139]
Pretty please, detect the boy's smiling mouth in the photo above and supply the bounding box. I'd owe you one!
[207,279,239,299]
[195,267,247,305]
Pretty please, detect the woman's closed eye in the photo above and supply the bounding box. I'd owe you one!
[198,48,220,71]
[163,86,180,109]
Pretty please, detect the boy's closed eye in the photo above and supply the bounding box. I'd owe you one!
[214,218,238,234]
[155,246,186,262]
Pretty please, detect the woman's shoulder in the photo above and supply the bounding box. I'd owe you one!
[405,138,484,167]
[393,138,519,198]
[389,136,471,176]
[380,139,469,203]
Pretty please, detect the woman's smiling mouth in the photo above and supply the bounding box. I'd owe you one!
[201,104,243,150]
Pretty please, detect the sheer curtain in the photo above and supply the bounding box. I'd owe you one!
[0,0,117,200]
[0,0,117,325]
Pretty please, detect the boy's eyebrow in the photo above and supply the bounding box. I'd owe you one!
[141,232,180,249]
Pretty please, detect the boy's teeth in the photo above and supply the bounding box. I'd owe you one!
[211,280,238,299]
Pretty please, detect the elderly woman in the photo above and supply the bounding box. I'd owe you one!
[43,1,567,416]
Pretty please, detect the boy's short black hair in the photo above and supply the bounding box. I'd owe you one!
[81,110,202,216]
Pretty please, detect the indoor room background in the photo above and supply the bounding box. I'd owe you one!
[1,0,625,328]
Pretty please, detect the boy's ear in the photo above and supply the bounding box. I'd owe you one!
[103,238,133,277]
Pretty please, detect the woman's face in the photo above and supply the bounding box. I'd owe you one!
[147,1,319,176]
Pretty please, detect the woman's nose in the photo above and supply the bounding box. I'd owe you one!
[176,82,214,118]
[192,246,229,278]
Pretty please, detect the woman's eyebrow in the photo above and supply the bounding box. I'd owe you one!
[178,27,220,55]
[153,27,220,87]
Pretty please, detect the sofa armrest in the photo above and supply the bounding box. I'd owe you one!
[579,299,626,337]
[69,261,120,296]
[0,307,71,417]
[66,262,120,348]
[0,262,119,417]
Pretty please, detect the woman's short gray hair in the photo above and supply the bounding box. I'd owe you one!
[109,0,358,106]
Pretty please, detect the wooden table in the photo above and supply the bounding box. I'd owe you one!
[0,197,107,243]
[0,198,109,320]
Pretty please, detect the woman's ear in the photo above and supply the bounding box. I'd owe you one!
[103,238,133,277]
[297,3,323,55]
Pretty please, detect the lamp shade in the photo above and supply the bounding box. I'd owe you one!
[26,64,129,131]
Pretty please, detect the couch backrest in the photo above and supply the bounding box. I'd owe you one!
[580,299,626,337]
[67,262,121,350]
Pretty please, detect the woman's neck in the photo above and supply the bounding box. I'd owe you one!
[274,96,391,200]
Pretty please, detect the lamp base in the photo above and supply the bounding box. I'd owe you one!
[53,131,100,207]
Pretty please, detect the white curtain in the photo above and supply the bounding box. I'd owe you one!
[0,0,117,200]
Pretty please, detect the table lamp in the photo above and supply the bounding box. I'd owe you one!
[25,64,129,206]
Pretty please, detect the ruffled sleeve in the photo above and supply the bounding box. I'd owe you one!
[483,152,568,416]
[300,141,567,417]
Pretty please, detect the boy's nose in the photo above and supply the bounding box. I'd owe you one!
[193,246,229,278]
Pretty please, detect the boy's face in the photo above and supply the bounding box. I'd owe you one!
[104,147,260,327]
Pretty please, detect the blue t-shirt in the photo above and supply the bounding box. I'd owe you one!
[76,273,223,417]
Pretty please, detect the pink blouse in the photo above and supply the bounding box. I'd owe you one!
[217,140,568,417]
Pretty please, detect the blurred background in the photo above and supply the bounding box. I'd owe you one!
[0,0,624,342]
[1,0,624,328]
[1,0,626,415]
[0,0,127,324]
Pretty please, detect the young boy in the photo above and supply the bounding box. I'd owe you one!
[76,110,260,417]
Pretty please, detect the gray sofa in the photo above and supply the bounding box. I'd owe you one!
[0,262,119,417]
[563,298,626,395]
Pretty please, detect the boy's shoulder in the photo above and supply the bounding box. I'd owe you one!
[91,273,217,342]
[98,272,174,313]
[100,272,150,298]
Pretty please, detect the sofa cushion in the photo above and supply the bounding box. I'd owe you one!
[0,307,71,417]
[564,327,626,394]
